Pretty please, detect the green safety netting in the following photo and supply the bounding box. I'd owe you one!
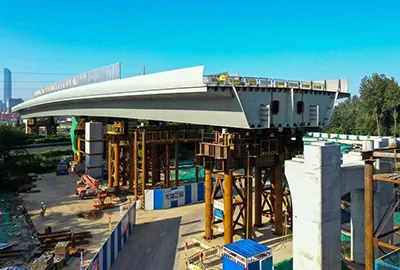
[341,233,351,242]
[70,116,79,155]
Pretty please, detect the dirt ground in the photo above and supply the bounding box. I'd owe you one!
[20,173,129,269]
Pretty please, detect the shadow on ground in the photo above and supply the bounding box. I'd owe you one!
[111,216,182,270]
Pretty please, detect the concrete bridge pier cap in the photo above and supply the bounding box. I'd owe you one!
[286,141,342,270]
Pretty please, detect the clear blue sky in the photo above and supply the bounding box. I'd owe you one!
[1,0,400,101]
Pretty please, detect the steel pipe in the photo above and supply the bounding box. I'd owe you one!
[224,170,233,244]
[365,159,375,270]
[204,165,213,239]
[254,167,262,227]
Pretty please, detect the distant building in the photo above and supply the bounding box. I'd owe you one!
[6,98,23,113]
[0,100,5,113]
[3,68,12,103]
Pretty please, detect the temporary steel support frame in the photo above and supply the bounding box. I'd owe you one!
[130,126,203,202]
[362,147,400,270]
[105,120,131,194]
[197,128,301,244]
[26,117,57,135]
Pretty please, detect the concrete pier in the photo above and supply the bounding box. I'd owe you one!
[286,141,342,270]
[85,122,103,178]
[286,138,395,269]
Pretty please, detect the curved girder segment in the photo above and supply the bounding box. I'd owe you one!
[16,92,250,129]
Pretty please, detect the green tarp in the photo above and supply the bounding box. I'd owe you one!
[274,258,350,270]
[70,116,79,155]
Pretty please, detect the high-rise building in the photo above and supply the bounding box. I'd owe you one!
[3,68,12,103]
[6,98,23,113]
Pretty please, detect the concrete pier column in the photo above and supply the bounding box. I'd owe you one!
[351,140,373,263]
[85,122,103,178]
[351,189,365,264]
[285,141,342,270]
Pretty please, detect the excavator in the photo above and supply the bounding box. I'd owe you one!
[76,174,115,209]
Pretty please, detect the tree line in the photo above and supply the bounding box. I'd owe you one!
[324,74,400,137]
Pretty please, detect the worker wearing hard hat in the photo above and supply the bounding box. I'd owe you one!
[40,202,46,220]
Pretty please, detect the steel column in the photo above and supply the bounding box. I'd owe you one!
[224,170,233,244]
[204,165,213,239]
[108,141,113,188]
[133,131,138,198]
[175,137,179,186]
[365,159,375,270]
[272,165,283,235]
[113,143,120,193]
[254,167,262,227]
[165,144,170,188]
[142,131,147,198]
[151,144,160,186]
[245,168,253,239]
[195,143,199,183]
[77,138,82,163]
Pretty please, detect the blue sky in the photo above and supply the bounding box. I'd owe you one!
[0,0,400,101]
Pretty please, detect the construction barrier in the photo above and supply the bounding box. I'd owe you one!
[308,132,397,141]
[375,249,400,269]
[145,182,204,210]
[85,201,137,270]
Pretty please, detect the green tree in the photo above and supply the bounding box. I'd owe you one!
[325,95,360,134]
[0,125,28,188]
[357,74,391,136]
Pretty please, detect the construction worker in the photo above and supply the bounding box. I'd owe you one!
[40,202,46,220]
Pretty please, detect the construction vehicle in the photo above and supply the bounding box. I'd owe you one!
[76,174,115,209]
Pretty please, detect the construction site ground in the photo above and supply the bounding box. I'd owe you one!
[13,172,293,270]
[112,202,292,270]
[21,173,128,270]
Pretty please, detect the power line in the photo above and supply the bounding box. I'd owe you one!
[12,72,77,75]
[0,80,55,83]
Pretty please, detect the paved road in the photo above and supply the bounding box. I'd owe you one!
[27,145,70,153]
[112,203,205,270]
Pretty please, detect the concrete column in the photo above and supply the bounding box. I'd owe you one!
[350,140,373,263]
[85,122,103,178]
[351,189,365,263]
[286,141,342,270]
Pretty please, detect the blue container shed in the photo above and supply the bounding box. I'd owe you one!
[222,239,273,270]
